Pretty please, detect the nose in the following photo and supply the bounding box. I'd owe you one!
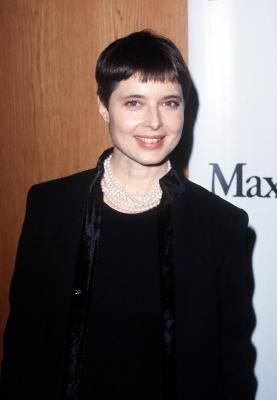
[145,105,162,130]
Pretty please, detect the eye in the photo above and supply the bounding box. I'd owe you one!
[125,100,141,108]
[164,100,180,109]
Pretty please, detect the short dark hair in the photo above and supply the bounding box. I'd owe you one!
[95,29,192,108]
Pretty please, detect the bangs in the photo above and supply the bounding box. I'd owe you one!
[138,69,180,84]
[102,66,181,86]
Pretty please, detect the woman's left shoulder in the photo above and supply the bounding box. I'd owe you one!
[181,177,249,227]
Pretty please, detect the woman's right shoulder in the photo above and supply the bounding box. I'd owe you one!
[25,168,97,217]
[28,168,96,199]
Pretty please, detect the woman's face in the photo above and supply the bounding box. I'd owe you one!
[98,74,184,166]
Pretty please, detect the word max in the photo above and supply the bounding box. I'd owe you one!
[209,163,277,198]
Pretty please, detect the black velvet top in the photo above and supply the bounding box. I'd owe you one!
[79,202,163,399]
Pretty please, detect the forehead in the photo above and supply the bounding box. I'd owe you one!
[111,74,183,98]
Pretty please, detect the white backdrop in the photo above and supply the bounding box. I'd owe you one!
[188,1,277,399]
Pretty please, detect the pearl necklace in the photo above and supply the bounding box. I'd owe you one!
[101,154,171,214]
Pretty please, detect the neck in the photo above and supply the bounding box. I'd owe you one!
[109,149,170,196]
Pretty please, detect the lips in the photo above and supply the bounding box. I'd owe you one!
[134,135,165,149]
[135,135,164,141]
[136,137,162,143]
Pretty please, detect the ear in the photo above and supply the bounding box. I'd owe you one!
[97,96,110,123]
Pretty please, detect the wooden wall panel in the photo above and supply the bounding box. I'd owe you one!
[0,0,188,361]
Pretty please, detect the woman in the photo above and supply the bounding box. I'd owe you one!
[0,30,257,399]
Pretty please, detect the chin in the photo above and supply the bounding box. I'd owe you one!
[131,152,171,167]
[113,142,175,167]
[131,144,179,167]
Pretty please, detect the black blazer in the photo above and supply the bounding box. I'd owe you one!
[0,168,257,400]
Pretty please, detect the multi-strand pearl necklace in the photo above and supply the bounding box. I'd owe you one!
[101,154,171,214]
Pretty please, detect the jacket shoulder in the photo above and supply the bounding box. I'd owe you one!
[183,177,249,226]
[30,168,96,195]
[25,168,97,221]
[28,168,96,203]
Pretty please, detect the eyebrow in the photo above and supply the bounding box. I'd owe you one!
[121,94,183,101]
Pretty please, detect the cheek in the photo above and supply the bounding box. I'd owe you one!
[164,111,184,134]
[109,111,142,135]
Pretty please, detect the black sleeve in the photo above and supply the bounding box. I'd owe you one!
[6,185,38,308]
[219,209,257,399]
[0,184,39,395]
